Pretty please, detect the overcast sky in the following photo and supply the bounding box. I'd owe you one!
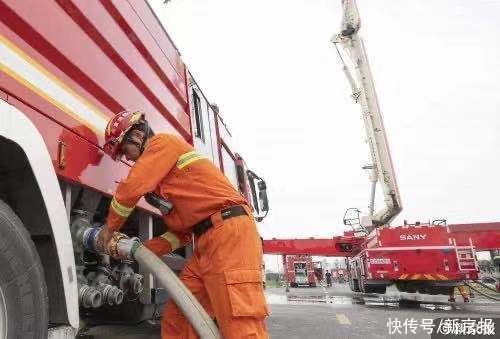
[150,0,500,270]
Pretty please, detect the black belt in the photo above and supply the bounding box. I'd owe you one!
[193,205,247,237]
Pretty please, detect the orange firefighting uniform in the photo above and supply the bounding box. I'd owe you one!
[106,133,269,338]
[449,285,470,302]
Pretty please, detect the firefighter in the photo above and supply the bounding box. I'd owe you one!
[99,111,269,338]
[448,285,470,303]
[325,270,332,287]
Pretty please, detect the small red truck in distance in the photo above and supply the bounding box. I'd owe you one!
[284,255,317,288]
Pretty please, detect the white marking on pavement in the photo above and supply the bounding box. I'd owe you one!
[336,313,351,325]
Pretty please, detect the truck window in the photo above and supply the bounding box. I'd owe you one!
[192,91,204,142]
[221,146,239,190]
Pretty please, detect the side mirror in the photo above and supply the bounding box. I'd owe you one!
[246,170,269,221]
[257,180,269,212]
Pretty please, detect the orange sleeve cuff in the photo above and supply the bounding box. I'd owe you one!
[143,231,192,256]
[144,237,173,256]
[106,210,126,232]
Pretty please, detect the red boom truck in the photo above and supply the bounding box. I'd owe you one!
[0,1,268,337]
[334,0,499,297]
[263,1,499,300]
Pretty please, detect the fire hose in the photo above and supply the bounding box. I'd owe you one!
[463,281,500,302]
[81,227,221,339]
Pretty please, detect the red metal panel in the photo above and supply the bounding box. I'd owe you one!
[0,1,121,115]
[365,249,479,281]
[375,225,450,247]
[448,222,500,250]
[0,72,101,144]
[0,88,7,101]
[263,237,364,257]
[5,93,156,213]
[101,0,187,105]
[57,0,190,136]
[0,0,191,139]
[127,0,185,79]
[374,223,500,250]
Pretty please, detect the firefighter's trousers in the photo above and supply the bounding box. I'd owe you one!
[162,212,269,338]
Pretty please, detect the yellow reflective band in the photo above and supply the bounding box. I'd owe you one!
[410,274,421,280]
[160,232,181,251]
[424,274,434,280]
[111,197,134,218]
[176,151,204,170]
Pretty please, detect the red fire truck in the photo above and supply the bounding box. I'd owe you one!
[0,1,268,337]
[334,0,499,296]
[331,268,346,283]
[284,255,317,288]
[263,0,500,299]
[347,223,483,294]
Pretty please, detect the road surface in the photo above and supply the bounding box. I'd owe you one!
[81,284,500,338]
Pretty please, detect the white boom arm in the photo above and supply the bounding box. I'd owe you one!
[333,0,402,227]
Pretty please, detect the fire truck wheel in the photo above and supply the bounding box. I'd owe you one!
[359,280,366,293]
[365,285,386,294]
[0,200,48,339]
[353,280,360,292]
[349,277,360,292]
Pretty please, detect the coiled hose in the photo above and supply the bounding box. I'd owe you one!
[463,281,500,302]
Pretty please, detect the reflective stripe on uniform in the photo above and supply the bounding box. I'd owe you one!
[111,196,134,218]
[176,151,204,170]
[160,231,181,251]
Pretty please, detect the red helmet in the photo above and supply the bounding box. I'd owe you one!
[104,111,145,160]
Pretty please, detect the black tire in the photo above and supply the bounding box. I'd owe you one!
[0,200,48,339]
[365,285,387,294]
[349,277,360,292]
[359,278,366,293]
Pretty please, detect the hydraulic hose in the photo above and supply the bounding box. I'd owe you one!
[81,227,221,338]
[463,281,500,302]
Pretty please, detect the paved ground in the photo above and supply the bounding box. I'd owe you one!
[82,284,500,338]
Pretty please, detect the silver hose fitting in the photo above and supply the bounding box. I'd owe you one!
[81,227,141,260]
[126,273,144,295]
[96,283,124,306]
[79,285,103,309]
[114,261,144,295]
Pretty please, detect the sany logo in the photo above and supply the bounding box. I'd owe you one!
[399,234,427,241]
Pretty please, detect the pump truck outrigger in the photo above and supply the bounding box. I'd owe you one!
[0,1,269,338]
